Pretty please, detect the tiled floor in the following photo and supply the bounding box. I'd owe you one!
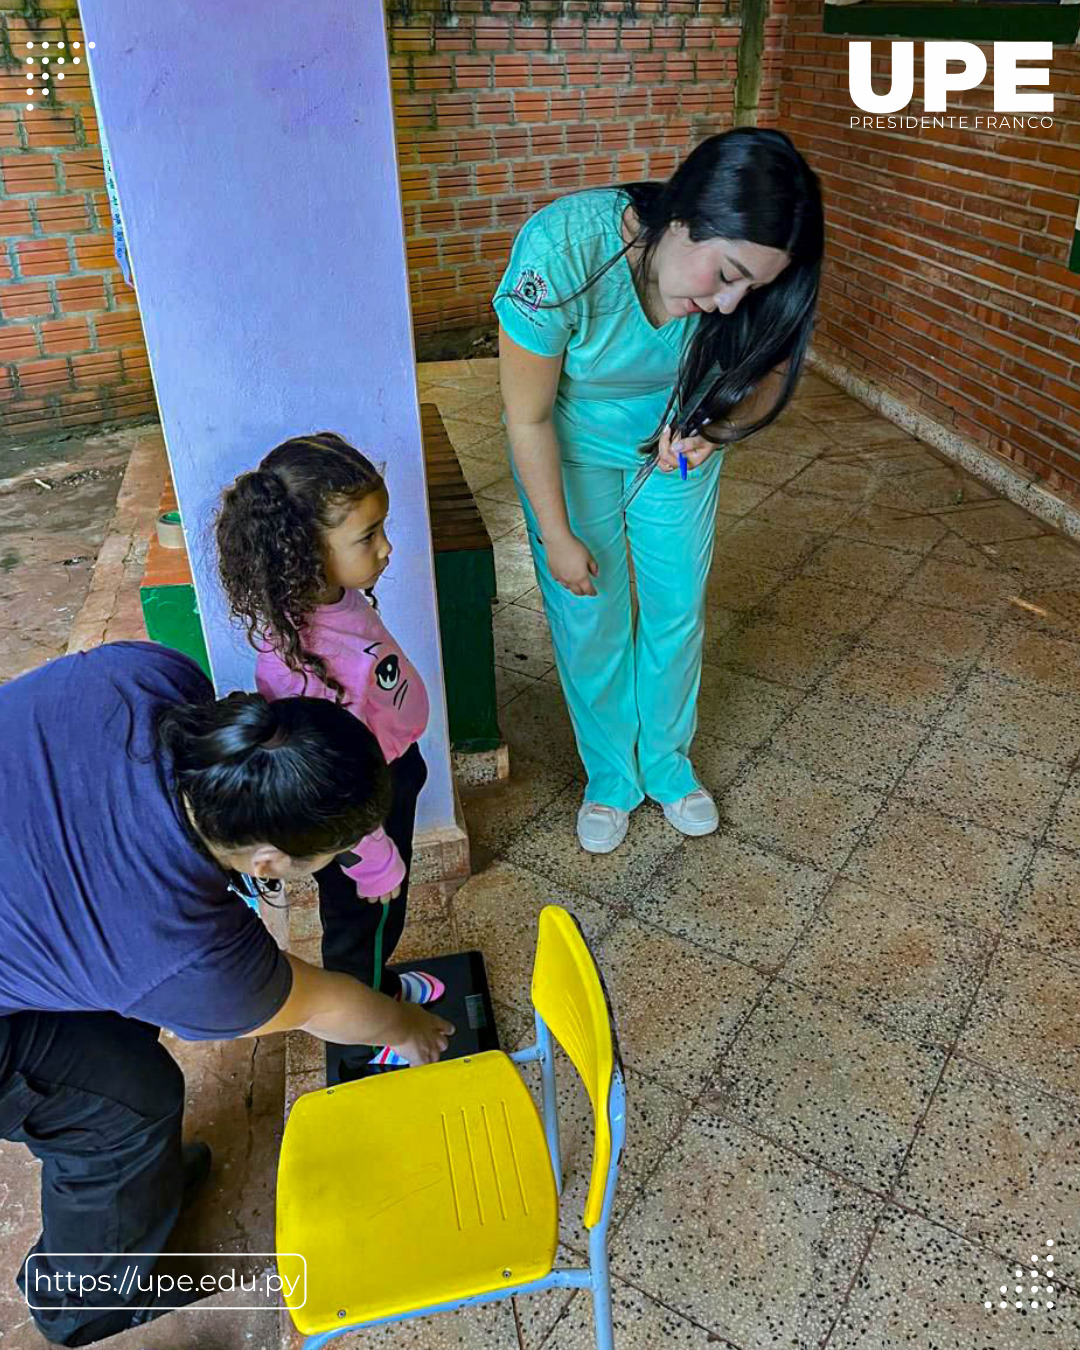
[416,359,1080,1349]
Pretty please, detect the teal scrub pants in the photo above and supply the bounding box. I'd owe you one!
[517,449,725,813]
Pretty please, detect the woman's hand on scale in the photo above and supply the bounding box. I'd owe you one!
[547,528,599,597]
[656,423,721,474]
[387,999,456,1066]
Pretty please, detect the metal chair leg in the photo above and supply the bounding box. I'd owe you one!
[589,1224,615,1350]
[536,1013,562,1194]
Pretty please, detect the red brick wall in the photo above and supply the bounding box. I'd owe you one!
[0,4,154,440]
[0,0,772,439]
[388,0,754,337]
[779,4,1080,500]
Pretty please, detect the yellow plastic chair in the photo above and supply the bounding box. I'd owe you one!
[276,905,626,1349]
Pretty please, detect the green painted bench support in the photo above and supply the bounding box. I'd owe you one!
[421,402,501,754]
[141,582,211,678]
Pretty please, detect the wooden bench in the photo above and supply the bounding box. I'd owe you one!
[139,405,500,755]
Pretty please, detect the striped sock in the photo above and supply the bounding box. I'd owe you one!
[370,972,447,1069]
[396,970,446,1006]
[371,1044,408,1069]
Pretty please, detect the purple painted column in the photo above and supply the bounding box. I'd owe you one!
[76,0,454,832]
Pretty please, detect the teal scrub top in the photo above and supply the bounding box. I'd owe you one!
[493,189,696,469]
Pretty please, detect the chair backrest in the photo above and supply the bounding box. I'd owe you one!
[530,905,620,1229]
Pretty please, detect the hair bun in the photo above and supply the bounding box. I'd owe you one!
[198,693,283,766]
[259,719,290,751]
[229,695,282,760]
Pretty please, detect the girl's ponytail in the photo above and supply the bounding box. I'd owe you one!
[215,465,339,697]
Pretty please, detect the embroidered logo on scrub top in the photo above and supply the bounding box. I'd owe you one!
[512,267,548,311]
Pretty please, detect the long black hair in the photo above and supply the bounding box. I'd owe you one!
[509,128,824,452]
[159,690,391,857]
[215,434,383,701]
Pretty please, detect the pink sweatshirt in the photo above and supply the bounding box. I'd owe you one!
[255,589,430,898]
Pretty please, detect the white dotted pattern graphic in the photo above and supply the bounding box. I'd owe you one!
[984,1241,1058,1314]
[24,38,93,103]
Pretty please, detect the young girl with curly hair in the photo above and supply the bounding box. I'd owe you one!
[215,432,443,1083]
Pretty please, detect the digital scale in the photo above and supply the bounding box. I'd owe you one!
[230,875,500,1081]
[333,949,500,1083]
[395,949,500,1059]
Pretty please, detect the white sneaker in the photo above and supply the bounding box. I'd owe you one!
[661,788,719,837]
[576,802,629,854]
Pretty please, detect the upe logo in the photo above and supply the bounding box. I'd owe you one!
[849,40,1053,114]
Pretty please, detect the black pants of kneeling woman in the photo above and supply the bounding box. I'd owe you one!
[0,1010,188,1345]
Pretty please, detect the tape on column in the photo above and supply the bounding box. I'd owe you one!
[156,510,185,549]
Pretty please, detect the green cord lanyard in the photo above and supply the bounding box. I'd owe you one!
[372,901,389,993]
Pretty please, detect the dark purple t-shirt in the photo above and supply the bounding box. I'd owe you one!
[0,642,291,1038]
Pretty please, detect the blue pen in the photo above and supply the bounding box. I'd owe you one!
[679,452,688,481]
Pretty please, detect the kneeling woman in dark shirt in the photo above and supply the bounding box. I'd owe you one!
[0,641,452,1346]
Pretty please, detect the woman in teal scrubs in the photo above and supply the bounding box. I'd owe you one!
[494,129,824,854]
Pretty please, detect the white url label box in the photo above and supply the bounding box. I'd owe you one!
[24,1252,306,1311]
